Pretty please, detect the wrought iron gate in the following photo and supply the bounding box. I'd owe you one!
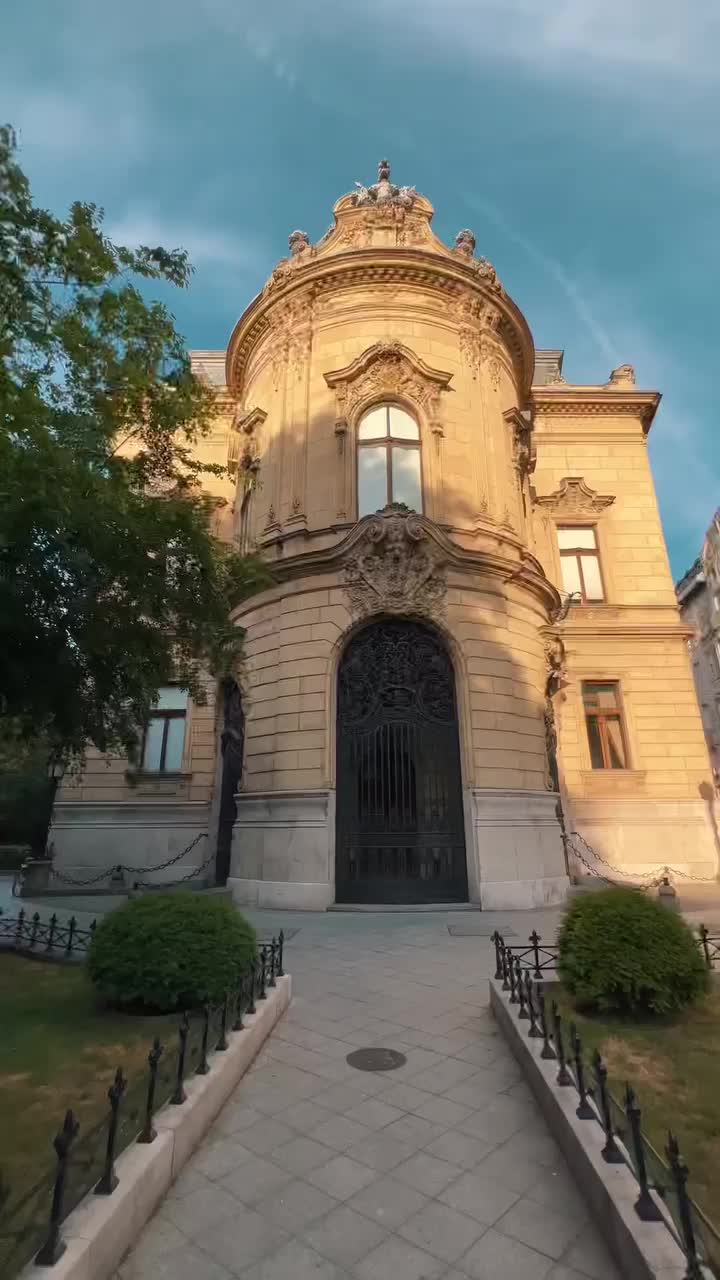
[336,621,468,903]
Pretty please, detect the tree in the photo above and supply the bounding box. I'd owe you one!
[0,127,269,761]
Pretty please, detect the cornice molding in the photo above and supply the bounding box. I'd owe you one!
[533,387,661,433]
[225,250,535,400]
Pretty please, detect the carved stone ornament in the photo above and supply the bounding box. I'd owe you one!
[325,341,452,430]
[352,159,417,210]
[606,363,636,388]
[267,293,314,386]
[343,504,446,620]
[227,407,267,475]
[544,635,567,698]
[288,229,311,256]
[504,407,536,480]
[453,229,476,258]
[534,476,615,515]
[544,695,560,792]
[262,233,316,298]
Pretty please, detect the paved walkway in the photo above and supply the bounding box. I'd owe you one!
[116,907,620,1280]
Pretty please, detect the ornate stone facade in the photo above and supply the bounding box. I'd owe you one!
[51,161,719,907]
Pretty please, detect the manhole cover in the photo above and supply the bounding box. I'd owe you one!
[346,1048,407,1072]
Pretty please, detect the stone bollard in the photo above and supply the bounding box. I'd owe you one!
[657,876,680,912]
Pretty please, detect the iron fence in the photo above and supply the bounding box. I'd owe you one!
[0,936,284,1277]
[492,932,720,1280]
[492,925,720,982]
[0,909,97,959]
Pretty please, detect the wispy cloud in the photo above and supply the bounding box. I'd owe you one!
[106,210,262,272]
[10,85,144,162]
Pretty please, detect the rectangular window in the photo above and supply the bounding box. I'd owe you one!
[142,687,188,772]
[582,682,629,769]
[557,527,605,602]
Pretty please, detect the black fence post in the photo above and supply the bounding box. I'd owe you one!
[197,1006,211,1075]
[268,939,277,988]
[138,1039,163,1144]
[45,913,57,953]
[508,953,518,1003]
[624,1084,662,1221]
[570,1025,594,1119]
[698,924,712,971]
[277,929,285,978]
[217,995,229,1051]
[666,1132,703,1280]
[65,916,76,957]
[592,1051,623,1164]
[232,979,245,1032]
[29,911,40,949]
[35,1110,79,1265]
[257,947,267,1000]
[552,1002,573,1086]
[171,1013,189,1105]
[15,908,25,949]
[517,962,530,1020]
[501,944,511,992]
[491,931,504,980]
[529,930,542,979]
[525,972,543,1038]
[248,962,257,1015]
[536,985,556,1060]
[94,1068,126,1194]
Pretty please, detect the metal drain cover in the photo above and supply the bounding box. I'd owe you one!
[346,1048,407,1072]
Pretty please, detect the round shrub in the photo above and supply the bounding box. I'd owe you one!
[557,887,708,1017]
[88,891,257,1012]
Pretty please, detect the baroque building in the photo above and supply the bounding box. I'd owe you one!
[676,511,720,783]
[51,163,719,909]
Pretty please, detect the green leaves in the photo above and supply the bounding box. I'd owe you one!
[0,128,270,759]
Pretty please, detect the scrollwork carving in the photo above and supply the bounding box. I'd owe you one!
[534,476,615,515]
[343,504,446,620]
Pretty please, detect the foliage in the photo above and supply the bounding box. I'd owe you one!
[0,126,270,761]
[88,891,257,1012]
[557,887,708,1016]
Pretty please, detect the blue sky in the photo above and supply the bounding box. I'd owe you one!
[5,0,719,576]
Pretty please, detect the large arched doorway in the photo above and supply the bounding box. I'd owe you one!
[336,620,468,903]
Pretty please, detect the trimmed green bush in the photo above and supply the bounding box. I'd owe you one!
[88,891,257,1012]
[557,887,708,1016]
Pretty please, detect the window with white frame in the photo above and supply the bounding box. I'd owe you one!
[357,404,422,517]
[557,526,605,602]
[141,688,188,772]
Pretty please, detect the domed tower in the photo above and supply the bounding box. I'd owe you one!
[225,161,568,909]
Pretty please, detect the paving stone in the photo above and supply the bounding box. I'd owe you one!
[219,1156,292,1207]
[344,1097,405,1130]
[271,1136,337,1175]
[311,1114,373,1152]
[410,1095,475,1128]
[407,1059,478,1094]
[162,1183,241,1235]
[278,1099,333,1133]
[165,1165,212,1201]
[458,1226,555,1280]
[348,1175,429,1229]
[379,1083,436,1113]
[117,1216,185,1275]
[120,1243,234,1280]
[307,1154,377,1200]
[194,1204,290,1274]
[190,1138,255,1182]
[398,1200,486,1263]
[424,1130,495,1171]
[472,1144,546,1195]
[354,1234,446,1280]
[379,1114,445,1151]
[393,1152,463,1197]
[526,1167,590,1221]
[562,1225,622,1280]
[239,1118,298,1156]
[314,1083,372,1114]
[240,1240,350,1280]
[212,1105,266,1138]
[439,1168,521,1225]
[496,1196,584,1261]
[302,1204,388,1267]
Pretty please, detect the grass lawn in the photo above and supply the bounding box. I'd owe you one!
[0,953,175,1195]
[556,986,720,1232]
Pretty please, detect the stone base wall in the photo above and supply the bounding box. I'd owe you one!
[228,790,334,910]
[470,789,570,909]
[565,796,719,880]
[49,801,211,884]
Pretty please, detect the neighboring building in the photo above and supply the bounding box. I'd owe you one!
[676,512,720,782]
[50,163,719,908]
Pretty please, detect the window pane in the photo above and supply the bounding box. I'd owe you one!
[388,406,419,440]
[358,406,389,440]
[142,717,165,770]
[586,716,605,769]
[391,447,422,512]
[605,718,627,769]
[557,527,597,549]
[155,687,188,711]
[358,445,388,515]
[581,554,604,601]
[560,554,582,596]
[164,717,186,771]
[583,682,619,711]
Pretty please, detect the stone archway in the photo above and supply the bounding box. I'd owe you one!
[335,619,468,904]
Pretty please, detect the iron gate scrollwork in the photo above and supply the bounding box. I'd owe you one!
[336,621,468,903]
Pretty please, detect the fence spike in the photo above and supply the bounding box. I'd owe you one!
[666,1132,703,1280]
[138,1039,163,1144]
[624,1084,662,1221]
[592,1050,622,1164]
[35,1110,80,1265]
[94,1067,126,1194]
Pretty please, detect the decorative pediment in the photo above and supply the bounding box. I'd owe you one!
[325,342,452,433]
[534,476,615,515]
[343,503,446,620]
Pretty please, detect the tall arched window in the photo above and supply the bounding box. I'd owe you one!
[357,404,422,517]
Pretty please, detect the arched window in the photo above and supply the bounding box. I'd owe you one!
[357,403,422,517]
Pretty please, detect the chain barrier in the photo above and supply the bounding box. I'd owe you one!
[567,829,719,891]
[41,833,209,890]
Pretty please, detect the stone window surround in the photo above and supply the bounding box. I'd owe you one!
[564,673,642,779]
[354,397,426,519]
